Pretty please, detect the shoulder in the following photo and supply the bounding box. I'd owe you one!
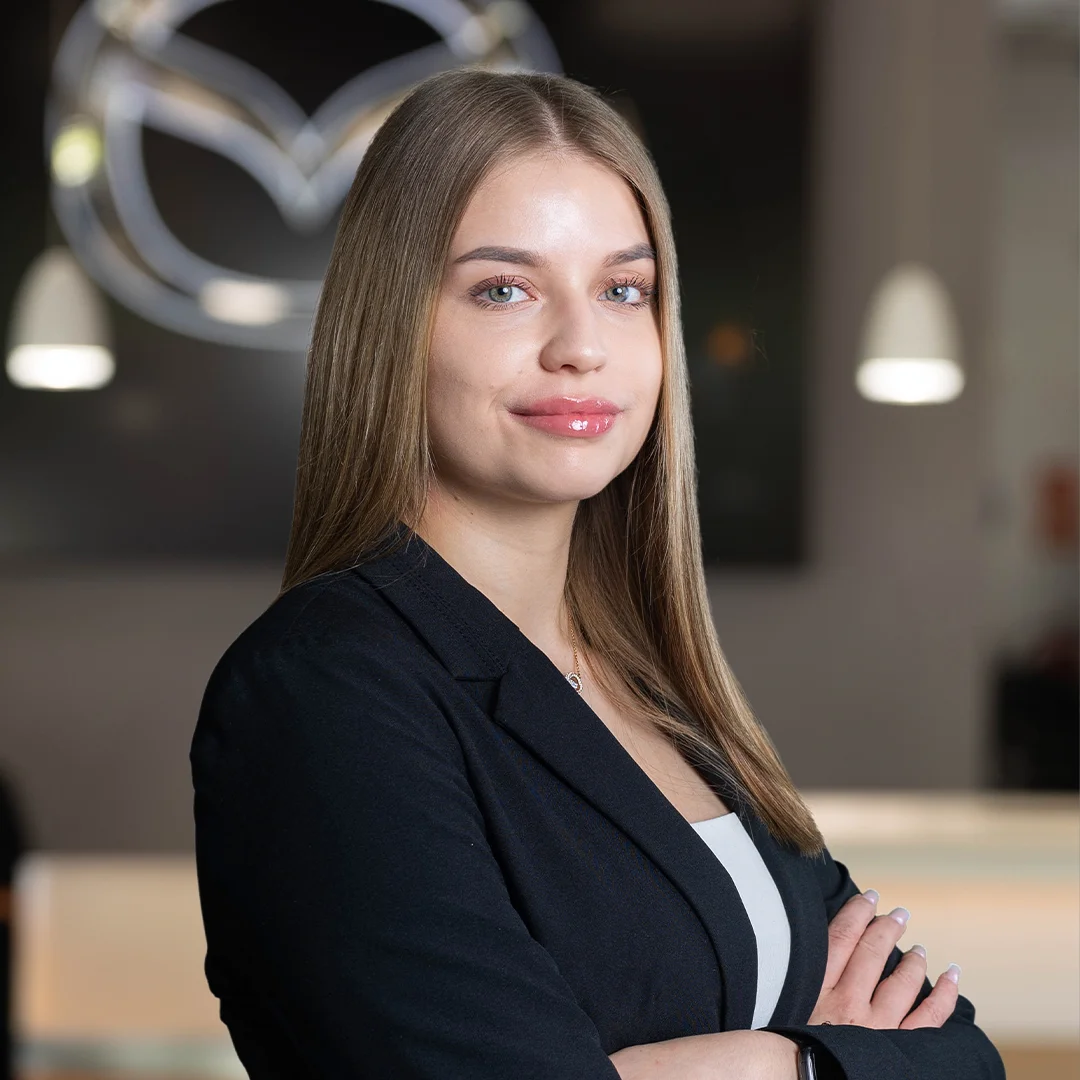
[214,565,430,679]
[233,566,403,652]
[193,567,463,775]
[197,566,448,732]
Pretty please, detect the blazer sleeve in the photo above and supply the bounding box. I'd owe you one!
[763,847,1006,1080]
[191,622,621,1080]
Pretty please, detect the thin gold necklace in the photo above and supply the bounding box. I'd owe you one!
[565,612,583,693]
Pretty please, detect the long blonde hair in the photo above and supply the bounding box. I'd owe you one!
[283,67,823,855]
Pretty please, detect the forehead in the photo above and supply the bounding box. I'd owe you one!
[449,151,651,256]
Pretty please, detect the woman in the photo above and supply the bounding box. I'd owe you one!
[191,68,1004,1079]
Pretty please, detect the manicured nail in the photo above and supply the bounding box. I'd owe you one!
[888,906,910,925]
[910,944,927,958]
[944,963,961,983]
[862,889,880,906]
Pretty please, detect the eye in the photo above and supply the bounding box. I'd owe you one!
[469,275,532,309]
[602,276,656,308]
[604,283,641,304]
[485,283,529,304]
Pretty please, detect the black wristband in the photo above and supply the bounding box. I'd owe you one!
[796,1044,818,1080]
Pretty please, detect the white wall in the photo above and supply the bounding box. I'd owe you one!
[0,570,280,852]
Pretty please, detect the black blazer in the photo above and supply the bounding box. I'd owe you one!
[191,530,1004,1079]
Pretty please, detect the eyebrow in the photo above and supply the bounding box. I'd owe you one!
[451,241,656,269]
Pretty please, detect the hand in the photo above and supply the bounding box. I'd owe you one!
[809,889,961,1030]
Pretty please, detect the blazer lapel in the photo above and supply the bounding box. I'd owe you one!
[353,527,762,1031]
[492,648,759,1031]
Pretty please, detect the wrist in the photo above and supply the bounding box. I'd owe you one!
[757,1031,804,1079]
[710,1031,802,1079]
[609,1030,801,1080]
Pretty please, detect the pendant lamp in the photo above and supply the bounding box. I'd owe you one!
[855,1,964,405]
[855,262,965,405]
[5,246,115,391]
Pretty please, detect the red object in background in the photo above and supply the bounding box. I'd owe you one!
[1029,460,1080,682]
[706,321,755,368]
[0,774,24,1080]
[1032,626,1080,680]
[1035,460,1079,553]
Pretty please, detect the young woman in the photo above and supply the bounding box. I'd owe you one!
[191,68,1004,1079]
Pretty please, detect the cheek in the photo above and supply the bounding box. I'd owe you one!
[428,303,530,425]
[646,349,664,403]
[427,312,483,418]
[618,345,663,463]
[425,357,473,464]
[425,315,503,470]
[631,328,664,423]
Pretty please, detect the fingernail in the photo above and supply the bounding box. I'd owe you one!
[888,906,910,925]
[944,963,961,983]
[862,889,880,906]
[910,944,927,958]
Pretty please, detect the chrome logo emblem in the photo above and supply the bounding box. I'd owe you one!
[47,0,560,349]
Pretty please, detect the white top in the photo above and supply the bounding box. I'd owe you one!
[689,812,791,1029]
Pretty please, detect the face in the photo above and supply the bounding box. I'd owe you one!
[426,151,664,512]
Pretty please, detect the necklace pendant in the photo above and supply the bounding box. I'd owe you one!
[566,671,582,693]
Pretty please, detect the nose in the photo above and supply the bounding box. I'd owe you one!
[537,295,607,374]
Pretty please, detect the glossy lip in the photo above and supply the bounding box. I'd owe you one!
[508,396,623,438]
[510,396,622,416]
[511,412,618,437]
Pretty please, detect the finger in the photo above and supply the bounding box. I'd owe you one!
[869,944,928,1028]
[834,906,910,998]
[822,890,880,990]
[899,965,961,1030]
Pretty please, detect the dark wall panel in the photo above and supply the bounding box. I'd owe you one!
[0,0,812,564]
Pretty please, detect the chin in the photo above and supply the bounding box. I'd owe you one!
[515,467,622,505]
[528,442,647,499]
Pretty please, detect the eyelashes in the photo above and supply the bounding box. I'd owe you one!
[467,273,657,311]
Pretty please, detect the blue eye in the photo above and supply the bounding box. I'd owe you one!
[605,283,642,304]
[484,283,529,304]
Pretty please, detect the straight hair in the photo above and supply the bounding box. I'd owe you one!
[282,67,823,856]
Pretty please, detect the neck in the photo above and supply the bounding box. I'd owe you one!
[412,483,576,664]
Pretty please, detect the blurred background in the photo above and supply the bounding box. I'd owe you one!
[0,0,1076,1077]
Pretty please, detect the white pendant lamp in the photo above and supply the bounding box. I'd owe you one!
[855,1,964,406]
[855,262,965,405]
[6,246,115,390]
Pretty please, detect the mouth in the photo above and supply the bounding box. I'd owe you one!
[509,396,623,438]
[512,396,622,416]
